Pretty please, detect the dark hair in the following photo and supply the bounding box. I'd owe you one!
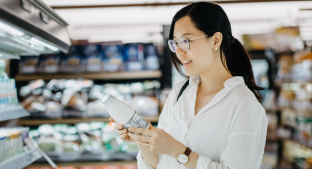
[169,1,264,99]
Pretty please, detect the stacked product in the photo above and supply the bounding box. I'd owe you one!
[19,42,160,74]
[0,127,29,162]
[0,60,19,107]
[28,122,148,162]
[19,79,159,119]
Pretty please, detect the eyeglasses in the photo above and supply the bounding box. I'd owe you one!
[168,35,207,53]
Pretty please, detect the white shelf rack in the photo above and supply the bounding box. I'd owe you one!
[0,148,42,169]
[0,105,30,122]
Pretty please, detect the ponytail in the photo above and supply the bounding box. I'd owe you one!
[224,37,264,99]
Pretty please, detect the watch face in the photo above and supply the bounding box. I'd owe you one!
[178,154,188,164]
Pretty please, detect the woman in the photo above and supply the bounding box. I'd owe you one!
[110,2,268,169]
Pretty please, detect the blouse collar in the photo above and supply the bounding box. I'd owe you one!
[189,75,245,90]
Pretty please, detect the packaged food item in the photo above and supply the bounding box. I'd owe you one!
[19,56,39,74]
[143,44,159,70]
[99,94,150,133]
[81,44,103,72]
[123,43,144,71]
[102,43,124,72]
[0,128,27,161]
[37,124,63,154]
[38,54,61,74]
[60,45,84,73]
[130,96,158,116]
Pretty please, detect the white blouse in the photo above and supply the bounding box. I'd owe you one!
[136,76,268,169]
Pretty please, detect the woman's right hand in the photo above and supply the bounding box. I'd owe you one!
[109,118,134,142]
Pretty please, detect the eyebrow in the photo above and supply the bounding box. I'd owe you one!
[173,33,193,39]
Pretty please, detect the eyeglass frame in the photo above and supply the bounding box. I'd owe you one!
[168,34,208,53]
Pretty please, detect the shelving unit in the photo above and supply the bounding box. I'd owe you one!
[18,115,160,125]
[15,70,162,81]
[275,80,312,86]
[26,160,137,168]
[0,148,42,169]
[0,105,29,121]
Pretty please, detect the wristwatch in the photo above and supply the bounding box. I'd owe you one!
[177,147,192,164]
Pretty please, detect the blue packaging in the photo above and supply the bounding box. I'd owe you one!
[144,44,159,70]
[102,43,123,72]
[60,45,84,73]
[81,44,103,72]
[38,54,61,73]
[19,56,40,74]
[123,43,144,71]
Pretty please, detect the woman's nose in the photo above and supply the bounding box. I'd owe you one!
[175,44,185,56]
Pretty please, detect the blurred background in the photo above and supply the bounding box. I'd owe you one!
[0,0,312,169]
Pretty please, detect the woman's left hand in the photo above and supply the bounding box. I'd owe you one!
[127,122,185,157]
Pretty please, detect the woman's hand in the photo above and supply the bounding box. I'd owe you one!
[109,118,134,142]
[127,123,185,157]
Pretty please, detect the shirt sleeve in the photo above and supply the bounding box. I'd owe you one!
[136,80,188,169]
[136,151,154,169]
[196,98,268,169]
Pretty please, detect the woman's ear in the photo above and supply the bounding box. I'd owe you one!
[213,32,223,49]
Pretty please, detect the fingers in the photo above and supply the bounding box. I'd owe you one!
[129,127,154,136]
[148,121,154,130]
[109,118,116,123]
[114,124,123,130]
[128,132,152,143]
[118,129,128,135]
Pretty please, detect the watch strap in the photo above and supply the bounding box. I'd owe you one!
[184,147,192,156]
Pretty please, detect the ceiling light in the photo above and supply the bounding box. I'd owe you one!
[0,21,24,36]
[31,38,58,51]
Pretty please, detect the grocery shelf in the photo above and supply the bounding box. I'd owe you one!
[0,105,30,122]
[25,160,137,168]
[0,148,42,169]
[275,80,312,86]
[15,70,162,81]
[278,135,312,149]
[18,115,160,126]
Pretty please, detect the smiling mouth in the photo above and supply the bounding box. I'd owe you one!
[182,60,192,66]
[182,60,192,64]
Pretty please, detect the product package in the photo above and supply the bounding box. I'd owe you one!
[123,43,144,71]
[102,43,124,72]
[19,56,40,74]
[60,45,85,73]
[143,44,159,70]
[38,54,61,74]
[81,44,103,72]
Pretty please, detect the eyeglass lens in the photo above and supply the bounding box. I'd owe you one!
[168,38,190,53]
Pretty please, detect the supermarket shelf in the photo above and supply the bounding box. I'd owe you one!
[15,70,162,81]
[0,149,42,169]
[18,115,160,125]
[26,160,137,168]
[278,135,312,149]
[275,80,312,86]
[0,105,30,122]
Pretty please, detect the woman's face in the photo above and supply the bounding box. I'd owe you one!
[173,16,219,77]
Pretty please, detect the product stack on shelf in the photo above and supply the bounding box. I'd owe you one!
[26,121,149,163]
[0,60,29,121]
[18,79,160,119]
[11,40,163,168]
[19,43,160,75]
[244,26,312,168]
[275,48,312,167]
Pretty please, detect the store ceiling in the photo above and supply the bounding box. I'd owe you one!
[42,0,312,43]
